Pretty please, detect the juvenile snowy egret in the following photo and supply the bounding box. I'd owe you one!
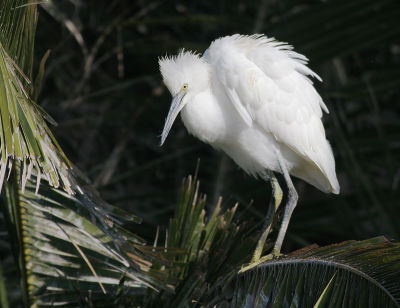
[159,34,339,266]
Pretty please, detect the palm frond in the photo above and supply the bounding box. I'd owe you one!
[0,0,74,194]
[145,171,260,307]
[228,237,400,307]
[0,2,176,305]
[2,168,173,307]
[143,172,400,307]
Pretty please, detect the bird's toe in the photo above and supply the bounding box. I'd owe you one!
[239,252,283,273]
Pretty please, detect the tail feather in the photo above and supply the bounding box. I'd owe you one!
[290,140,340,194]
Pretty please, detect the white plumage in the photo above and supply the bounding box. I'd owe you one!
[160,34,339,194]
[159,34,339,259]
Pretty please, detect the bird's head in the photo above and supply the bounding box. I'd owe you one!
[159,50,210,145]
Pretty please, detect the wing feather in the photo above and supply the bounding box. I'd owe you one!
[205,34,338,192]
[226,87,253,126]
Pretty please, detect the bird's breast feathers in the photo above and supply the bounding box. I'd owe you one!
[180,90,227,144]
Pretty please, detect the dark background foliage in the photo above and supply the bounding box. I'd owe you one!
[32,0,400,251]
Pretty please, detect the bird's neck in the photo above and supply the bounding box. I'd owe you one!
[180,89,226,145]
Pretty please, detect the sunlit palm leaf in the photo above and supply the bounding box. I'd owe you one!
[145,171,260,307]
[3,169,172,306]
[0,0,74,194]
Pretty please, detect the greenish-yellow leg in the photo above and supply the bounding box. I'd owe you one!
[251,174,282,262]
[240,173,283,273]
[271,151,298,256]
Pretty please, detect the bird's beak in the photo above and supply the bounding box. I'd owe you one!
[161,91,186,146]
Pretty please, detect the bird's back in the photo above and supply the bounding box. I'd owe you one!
[203,34,339,194]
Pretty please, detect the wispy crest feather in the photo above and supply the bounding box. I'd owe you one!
[159,49,208,96]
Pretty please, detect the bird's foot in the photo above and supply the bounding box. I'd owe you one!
[239,250,283,273]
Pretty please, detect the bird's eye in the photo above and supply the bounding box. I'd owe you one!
[182,83,188,91]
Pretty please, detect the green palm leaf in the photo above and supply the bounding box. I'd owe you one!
[3,169,172,307]
[144,171,260,307]
[0,2,173,305]
[144,172,400,307]
[0,0,73,193]
[228,237,400,307]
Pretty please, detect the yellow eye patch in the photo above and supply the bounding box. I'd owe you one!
[182,83,188,91]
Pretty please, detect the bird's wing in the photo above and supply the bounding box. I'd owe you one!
[205,35,336,186]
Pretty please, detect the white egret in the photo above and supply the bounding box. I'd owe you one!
[159,34,339,266]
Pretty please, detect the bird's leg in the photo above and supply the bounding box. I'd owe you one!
[272,150,298,256]
[251,172,282,262]
[240,172,283,273]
